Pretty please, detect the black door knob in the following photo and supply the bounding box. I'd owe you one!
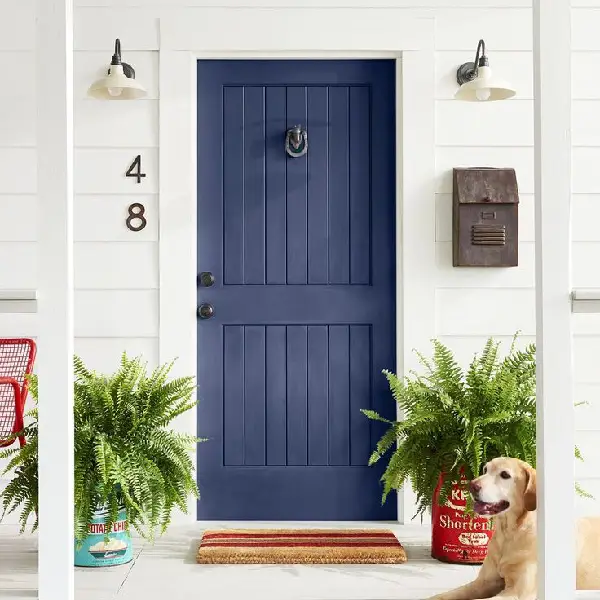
[198,272,215,287]
[197,303,214,319]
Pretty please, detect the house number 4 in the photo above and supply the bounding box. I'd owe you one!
[126,154,146,184]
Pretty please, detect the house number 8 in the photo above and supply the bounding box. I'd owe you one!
[126,203,147,232]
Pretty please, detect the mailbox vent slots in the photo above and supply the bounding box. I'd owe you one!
[471,224,506,246]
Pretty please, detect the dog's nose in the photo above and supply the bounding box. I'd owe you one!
[469,480,481,495]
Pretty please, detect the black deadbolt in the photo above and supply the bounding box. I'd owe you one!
[197,303,214,319]
[198,271,215,287]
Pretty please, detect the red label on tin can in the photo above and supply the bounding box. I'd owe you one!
[431,472,493,564]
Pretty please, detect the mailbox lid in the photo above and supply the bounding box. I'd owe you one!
[453,167,519,204]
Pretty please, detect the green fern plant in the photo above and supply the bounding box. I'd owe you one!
[0,354,201,544]
[362,334,588,519]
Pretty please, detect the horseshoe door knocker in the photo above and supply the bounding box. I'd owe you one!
[285,125,308,158]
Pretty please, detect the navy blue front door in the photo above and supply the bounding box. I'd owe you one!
[197,60,396,520]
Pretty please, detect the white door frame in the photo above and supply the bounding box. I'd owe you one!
[158,9,436,524]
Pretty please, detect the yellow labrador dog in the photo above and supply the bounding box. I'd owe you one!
[428,457,600,600]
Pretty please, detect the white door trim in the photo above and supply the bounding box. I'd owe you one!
[158,10,436,524]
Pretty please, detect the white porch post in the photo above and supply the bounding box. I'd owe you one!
[532,1,575,599]
[36,0,75,598]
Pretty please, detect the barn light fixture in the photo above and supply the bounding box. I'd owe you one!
[88,39,147,100]
[455,39,516,102]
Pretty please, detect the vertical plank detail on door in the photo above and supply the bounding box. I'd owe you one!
[286,87,308,285]
[307,87,329,285]
[244,325,266,465]
[328,325,351,466]
[266,325,287,465]
[350,325,372,465]
[227,84,370,288]
[243,87,266,285]
[265,87,287,285]
[328,87,350,285]
[350,87,372,285]
[223,325,245,465]
[223,86,245,285]
[286,325,309,465]
[308,325,329,465]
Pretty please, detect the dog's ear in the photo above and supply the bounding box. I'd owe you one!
[523,463,537,511]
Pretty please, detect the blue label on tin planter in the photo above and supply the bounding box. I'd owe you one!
[74,507,133,567]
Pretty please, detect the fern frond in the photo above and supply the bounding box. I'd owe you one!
[362,333,583,518]
[0,353,202,544]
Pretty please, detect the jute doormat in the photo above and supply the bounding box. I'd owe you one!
[196,529,407,564]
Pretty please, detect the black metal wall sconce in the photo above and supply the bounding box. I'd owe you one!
[285,125,308,157]
[455,39,516,102]
[88,39,147,100]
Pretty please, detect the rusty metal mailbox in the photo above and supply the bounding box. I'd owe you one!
[452,167,519,267]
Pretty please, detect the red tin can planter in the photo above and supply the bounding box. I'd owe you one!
[431,472,493,564]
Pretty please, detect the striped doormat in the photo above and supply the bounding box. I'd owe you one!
[196,529,407,564]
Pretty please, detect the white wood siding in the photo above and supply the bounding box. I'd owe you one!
[1,0,599,518]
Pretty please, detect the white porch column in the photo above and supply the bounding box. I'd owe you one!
[36,0,75,598]
[532,1,575,599]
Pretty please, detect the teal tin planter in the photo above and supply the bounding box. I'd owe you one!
[74,506,133,567]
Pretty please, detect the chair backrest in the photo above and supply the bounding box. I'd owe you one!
[0,339,37,444]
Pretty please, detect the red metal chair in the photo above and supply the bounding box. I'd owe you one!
[0,339,36,448]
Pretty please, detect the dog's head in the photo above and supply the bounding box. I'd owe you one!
[469,457,537,517]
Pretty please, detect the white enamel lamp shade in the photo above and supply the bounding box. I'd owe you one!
[455,65,516,102]
[88,39,147,100]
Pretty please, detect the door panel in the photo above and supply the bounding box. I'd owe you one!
[197,60,396,520]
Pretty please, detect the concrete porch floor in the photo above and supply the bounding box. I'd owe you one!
[0,523,479,600]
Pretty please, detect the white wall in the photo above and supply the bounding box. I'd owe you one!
[0,0,159,375]
[0,0,599,518]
